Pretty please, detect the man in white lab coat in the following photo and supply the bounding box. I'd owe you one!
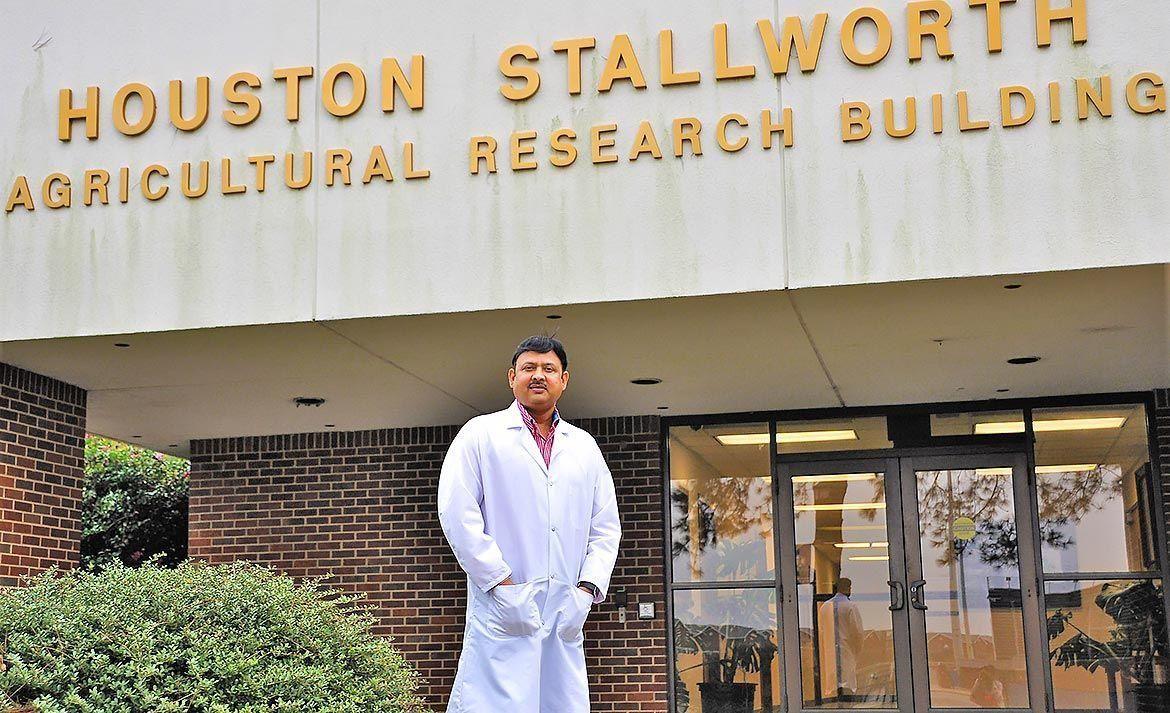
[438,335,622,713]
[817,577,865,702]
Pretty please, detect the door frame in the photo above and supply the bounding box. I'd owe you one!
[777,456,913,712]
[898,452,1047,713]
[776,447,1047,713]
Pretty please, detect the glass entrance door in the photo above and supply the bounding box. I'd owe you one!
[778,454,1046,713]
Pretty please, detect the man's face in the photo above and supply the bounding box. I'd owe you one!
[508,350,568,411]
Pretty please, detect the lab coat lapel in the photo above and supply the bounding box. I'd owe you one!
[507,402,549,476]
[516,427,549,475]
[549,420,570,468]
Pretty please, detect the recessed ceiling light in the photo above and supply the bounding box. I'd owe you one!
[114,342,130,348]
[974,416,1126,435]
[1036,464,1098,474]
[976,464,1100,477]
[794,502,887,512]
[546,314,562,320]
[849,555,891,562]
[630,378,662,385]
[293,396,326,407]
[717,430,859,446]
[1007,356,1040,365]
[1003,284,1022,290]
[791,473,876,484]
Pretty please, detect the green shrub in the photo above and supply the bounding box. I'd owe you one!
[0,563,428,713]
[82,437,189,570]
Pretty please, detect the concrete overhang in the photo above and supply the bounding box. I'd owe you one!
[1,265,1165,457]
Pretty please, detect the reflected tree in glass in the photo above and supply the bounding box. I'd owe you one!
[916,470,1070,569]
[671,475,772,581]
[1047,581,1170,712]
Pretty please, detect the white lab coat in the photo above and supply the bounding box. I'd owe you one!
[438,402,622,713]
[817,592,865,697]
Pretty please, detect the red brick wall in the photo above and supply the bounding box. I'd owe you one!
[188,414,667,711]
[0,363,86,586]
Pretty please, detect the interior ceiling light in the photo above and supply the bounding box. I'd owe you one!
[974,467,1013,476]
[293,396,326,407]
[826,524,888,532]
[833,541,889,549]
[717,430,858,446]
[114,342,130,348]
[974,416,1126,434]
[976,464,1099,477]
[630,377,662,386]
[1036,464,1099,474]
[795,502,886,512]
[545,314,562,320]
[848,555,891,562]
[791,473,877,484]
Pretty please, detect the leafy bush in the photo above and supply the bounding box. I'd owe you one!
[0,563,428,713]
[82,437,189,569]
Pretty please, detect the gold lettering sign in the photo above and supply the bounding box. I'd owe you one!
[3,3,1167,215]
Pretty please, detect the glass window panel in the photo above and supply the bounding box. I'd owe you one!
[673,588,781,713]
[776,417,891,455]
[669,424,773,583]
[915,468,1030,708]
[1045,579,1169,712]
[931,410,1025,437]
[1032,404,1157,574]
[793,470,898,708]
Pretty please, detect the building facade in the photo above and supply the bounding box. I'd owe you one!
[3,1,1169,711]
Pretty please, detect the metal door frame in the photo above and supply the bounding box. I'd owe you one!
[777,456,914,713]
[776,450,1048,713]
[898,452,1047,713]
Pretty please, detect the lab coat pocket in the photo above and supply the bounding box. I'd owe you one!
[485,581,542,637]
[558,585,594,642]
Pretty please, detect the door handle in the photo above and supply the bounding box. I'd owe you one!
[887,580,905,611]
[909,579,928,611]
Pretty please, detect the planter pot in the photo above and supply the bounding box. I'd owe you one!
[698,681,756,713]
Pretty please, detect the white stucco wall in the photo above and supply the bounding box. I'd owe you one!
[1,0,1166,341]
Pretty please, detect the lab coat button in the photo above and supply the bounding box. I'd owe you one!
[551,526,558,532]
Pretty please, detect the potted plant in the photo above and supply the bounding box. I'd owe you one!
[675,619,777,713]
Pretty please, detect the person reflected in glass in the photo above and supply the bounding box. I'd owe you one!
[818,577,865,703]
[970,666,1006,708]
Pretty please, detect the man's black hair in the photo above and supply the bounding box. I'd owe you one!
[511,335,568,371]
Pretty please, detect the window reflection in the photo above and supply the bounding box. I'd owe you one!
[1033,405,1157,574]
[1045,579,1169,712]
[673,588,781,713]
[915,469,1029,708]
[793,472,897,708]
[669,424,773,583]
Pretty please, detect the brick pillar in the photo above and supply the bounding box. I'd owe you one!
[189,414,668,712]
[0,363,87,586]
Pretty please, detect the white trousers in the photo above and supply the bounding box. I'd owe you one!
[447,577,593,713]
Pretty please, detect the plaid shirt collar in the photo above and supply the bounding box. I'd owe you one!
[515,399,560,467]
